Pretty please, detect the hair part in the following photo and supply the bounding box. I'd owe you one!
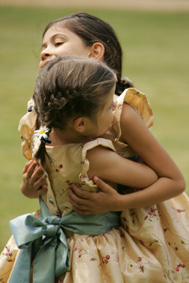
[43,12,133,95]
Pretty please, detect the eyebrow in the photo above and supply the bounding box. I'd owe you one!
[41,33,67,49]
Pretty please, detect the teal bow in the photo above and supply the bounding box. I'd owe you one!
[9,198,121,283]
[9,215,69,283]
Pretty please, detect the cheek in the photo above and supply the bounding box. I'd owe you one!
[58,41,90,58]
[108,114,114,128]
[60,48,80,57]
[71,48,88,58]
[108,111,114,123]
[57,47,72,57]
[103,113,113,129]
[55,43,76,57]
[71,42,90,57]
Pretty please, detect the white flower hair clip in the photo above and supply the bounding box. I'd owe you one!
[34,126,51,144]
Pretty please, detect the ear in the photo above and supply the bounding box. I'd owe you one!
[89,42,105,61]
[74,117,86,133]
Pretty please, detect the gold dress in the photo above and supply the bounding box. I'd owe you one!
[0,88,188,283]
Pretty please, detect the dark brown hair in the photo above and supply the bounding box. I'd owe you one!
[33,56,116,164]
[43,12,133,96]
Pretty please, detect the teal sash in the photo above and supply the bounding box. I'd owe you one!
[9,198,121,283]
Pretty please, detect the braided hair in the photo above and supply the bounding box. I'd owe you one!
[33,56,116,165]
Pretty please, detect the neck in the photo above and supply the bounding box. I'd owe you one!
[49,127,91,146]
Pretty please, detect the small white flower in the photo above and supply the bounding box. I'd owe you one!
[34,126,50,141]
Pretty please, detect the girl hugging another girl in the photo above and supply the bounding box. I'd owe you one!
[0,12,188,283]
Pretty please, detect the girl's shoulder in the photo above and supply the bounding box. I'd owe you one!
[116,88,154,129]
[79,137,117,190]
[82,137,115,154]
[113,88,154,138]
[102,88,154,159]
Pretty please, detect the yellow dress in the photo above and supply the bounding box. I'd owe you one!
[0,88,189,283]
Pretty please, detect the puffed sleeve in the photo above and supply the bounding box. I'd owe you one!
[18,111,37,160]
[79,138,117,191]
[113,88,154,139]
[102,88,154,159]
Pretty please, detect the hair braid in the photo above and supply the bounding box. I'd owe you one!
[33,56,116,165]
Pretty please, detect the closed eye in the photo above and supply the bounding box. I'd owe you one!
[55,42,64,47]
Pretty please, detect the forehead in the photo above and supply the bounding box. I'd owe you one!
[44,23,75,38]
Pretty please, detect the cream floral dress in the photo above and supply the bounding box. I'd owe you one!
[0,88,188,283]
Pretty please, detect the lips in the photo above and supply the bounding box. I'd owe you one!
[40,59,51,69]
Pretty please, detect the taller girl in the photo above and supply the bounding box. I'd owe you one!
[40,12,132,95]
[21,12,185,208]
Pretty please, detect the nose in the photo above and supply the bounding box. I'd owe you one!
[40,47,52,61]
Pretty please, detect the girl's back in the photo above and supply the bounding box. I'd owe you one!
[38,138,115,217]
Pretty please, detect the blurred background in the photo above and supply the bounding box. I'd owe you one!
[0,0,188,251]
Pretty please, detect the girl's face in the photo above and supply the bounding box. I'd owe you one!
[85,86,116,138]
[40,24,92,69]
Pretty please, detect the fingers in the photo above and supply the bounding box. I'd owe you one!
[68,183,115,215]
[93,176,110,191]
[32,167,46,185]
[68,186,96,214]
[23,160,33,174]
[21,160,48,198]
[24,161,46,185]
[35,173,48,192]
[68,187,89,206]
[36,185,48,196]
[70,184,94,200]
[26,161,41,180]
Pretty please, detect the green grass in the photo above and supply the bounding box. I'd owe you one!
[0,6,188,251]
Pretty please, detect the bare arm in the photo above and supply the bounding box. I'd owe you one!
[86,145,157,189]
[119,103,185,200]
[68,146,158,214]
[68,104,185,214]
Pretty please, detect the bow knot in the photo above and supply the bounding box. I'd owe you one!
[9,213,69,283]
[42,223,58,238]
[41,216,63,238]
[8,198,121,283]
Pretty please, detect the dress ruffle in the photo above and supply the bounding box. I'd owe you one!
[1,89,188,282]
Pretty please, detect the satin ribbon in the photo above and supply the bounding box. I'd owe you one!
[9,198,121,283]
[9,202,69,283]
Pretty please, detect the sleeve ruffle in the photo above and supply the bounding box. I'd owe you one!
[18,111,37,160]
[122,88,153,129]
[79,138,116,191]
[112,88,154,150]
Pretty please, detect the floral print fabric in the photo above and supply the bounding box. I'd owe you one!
[0,89,188,282]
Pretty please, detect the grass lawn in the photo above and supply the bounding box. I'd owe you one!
[0,6,188,251]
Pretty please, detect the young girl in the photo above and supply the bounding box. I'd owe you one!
[0,12,188,282]
[2,56,162,282]
[19,12,185,206]
[18,12,186,212]
[2,55,188,283]
[19,11,134,194]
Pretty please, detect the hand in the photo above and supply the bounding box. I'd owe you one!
[20,160,48,198]
[68,176,121,215]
